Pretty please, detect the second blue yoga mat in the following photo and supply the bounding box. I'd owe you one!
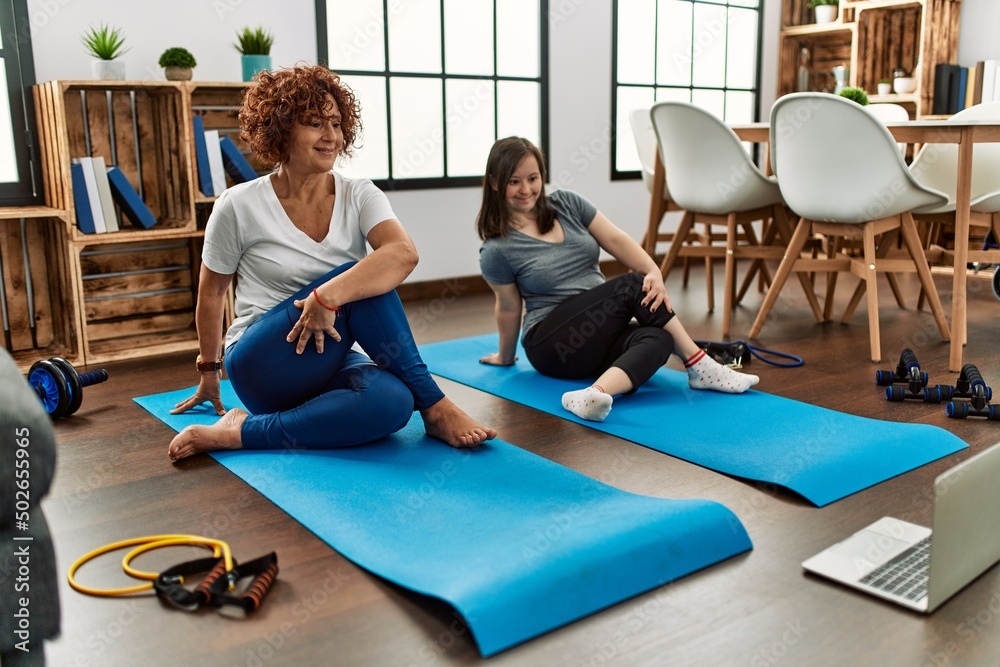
[420,334,968,507]
[135,385,752,657]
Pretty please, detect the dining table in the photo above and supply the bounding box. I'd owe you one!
[648,118,1000,371]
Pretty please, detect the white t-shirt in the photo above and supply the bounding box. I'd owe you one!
[202,171,397,346]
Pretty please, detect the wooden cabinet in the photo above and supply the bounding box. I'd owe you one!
[778,0,962,118]
[0,80,252,370]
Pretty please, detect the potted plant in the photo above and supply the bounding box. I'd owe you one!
[159,47,197,81]
[81,24,129,80]
[838,87,869,106]
[234,26,274,82]
[877,78,892,96]
[808,0,839,24]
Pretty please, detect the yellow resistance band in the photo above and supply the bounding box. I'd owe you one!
[68,534,234,597]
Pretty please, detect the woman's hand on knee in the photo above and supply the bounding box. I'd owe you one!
[480,352,517,366]
[641,271,671,313]
[288,297,341,354]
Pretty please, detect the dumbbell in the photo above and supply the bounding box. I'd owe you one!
[27,357,108,419]
[877,348,930,402]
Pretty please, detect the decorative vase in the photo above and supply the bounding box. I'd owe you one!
[814,5,838,24]
[241,55,271,82]
[877,82,892,96]
[91,59,126,81]
[164,66,193,81]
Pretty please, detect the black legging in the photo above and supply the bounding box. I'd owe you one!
[522,273,676,392]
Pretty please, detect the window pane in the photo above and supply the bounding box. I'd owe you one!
[445,79,495,177]
[497,81,539,147]
[657,0,692,86]
[497,0,539,77]
[691,89,725,119]
[691,3,727,89]
[730,0,759,7]
[338,76,389,180]
[617,0,656,85]
[388,0,442,74]
[617,86,656,173]
[327,0,385,72]
[444,0,493,75]
[726,8,758,89]
[724,91,755,124]
[0,63,18,183]
[390,78,444,179]
[655,87,691,103]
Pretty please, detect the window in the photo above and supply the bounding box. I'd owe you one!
[0,0,42,205]
[317,0,549,190]
[612,0,763,178]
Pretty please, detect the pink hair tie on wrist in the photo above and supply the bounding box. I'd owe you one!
[312,288,340,313]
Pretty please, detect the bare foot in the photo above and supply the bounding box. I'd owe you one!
[168,408,249,462]
[420,397,497,449]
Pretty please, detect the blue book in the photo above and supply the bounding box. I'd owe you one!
[219,136,258,183]
[955,67,969,112]
[192,114,214,196]
[106,166,157,229]
[70,161,97,234]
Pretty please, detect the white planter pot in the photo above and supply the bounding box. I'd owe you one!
[91,59,126,81]
[814,5,838,24]
[877,83,892,96]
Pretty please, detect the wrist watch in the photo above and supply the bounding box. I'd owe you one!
[196,355,223,372]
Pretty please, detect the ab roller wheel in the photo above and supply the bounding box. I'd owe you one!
[28,356,108,419]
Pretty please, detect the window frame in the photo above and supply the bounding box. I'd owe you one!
[315,0,550,191]
[610,0,764,181]
[0,0,43,206]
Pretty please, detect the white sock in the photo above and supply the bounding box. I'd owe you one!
[561,385,613,422]
[685,350,759,394]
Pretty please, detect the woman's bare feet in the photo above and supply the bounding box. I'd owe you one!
[420,397,497,448]
[168,408,249,461]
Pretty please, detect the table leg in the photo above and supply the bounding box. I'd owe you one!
[950,129,973,372]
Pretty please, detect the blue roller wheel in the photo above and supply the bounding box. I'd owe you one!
[886,386,906,402]
[28,359,70,418]
[922,386,942,403]
[946,402,968,419]
[875,370,895,386]
[920,371,929,387]
[988,405,999,421]
[50,357,83,417]
[937,385,954,402]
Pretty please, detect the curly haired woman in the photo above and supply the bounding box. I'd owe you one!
[168,65,495,460]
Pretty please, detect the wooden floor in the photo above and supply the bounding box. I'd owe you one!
[37,265,1000,667]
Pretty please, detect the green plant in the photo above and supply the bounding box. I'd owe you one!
[879,78,892,84]
[808,0,839,7]
[838,86,869,106]
[233,26,274,56]
[81,24,129,60]
[158,47,197,69]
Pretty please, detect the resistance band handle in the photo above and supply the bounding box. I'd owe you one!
[210,552,279,612]
[154,557,228,611]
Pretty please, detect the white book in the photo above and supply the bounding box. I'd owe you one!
[204,130,228,196]
[982,60,997,103]
[76,157,107,233]
[91,156,119,232]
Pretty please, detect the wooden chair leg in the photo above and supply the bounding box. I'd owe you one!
[723,213,738,337]
[660,210,694,280]
[900,212,950,340]
[749,217,813,339]
[823,237,842,321]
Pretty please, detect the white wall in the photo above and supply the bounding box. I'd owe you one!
[26,0,989,282]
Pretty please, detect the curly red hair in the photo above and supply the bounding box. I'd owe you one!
[239,65,362,167]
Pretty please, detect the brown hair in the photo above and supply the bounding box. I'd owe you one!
[476,137,556,240]
[239,64,362,168]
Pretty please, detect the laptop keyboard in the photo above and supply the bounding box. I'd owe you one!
[858,537,931,601]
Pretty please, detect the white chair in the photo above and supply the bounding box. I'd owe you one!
[651,101,793,337]
[909,101,1000,309]
[866,103,911,155]
[628,108,694,282]
[749,93,951,363]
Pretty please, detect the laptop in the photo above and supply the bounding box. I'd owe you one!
[802,442,1000,613]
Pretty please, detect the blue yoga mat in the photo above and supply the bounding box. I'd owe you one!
[135,385,752,657]
[420,334,968,507]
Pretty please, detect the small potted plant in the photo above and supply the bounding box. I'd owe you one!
[159,47,197,81]
[808,0,839,24]
[234,26,274,82]
[81,24,129,80]
[838,87,870,106]
[877,78,892,96]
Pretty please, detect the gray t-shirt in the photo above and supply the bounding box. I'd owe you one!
[479,189,603,337]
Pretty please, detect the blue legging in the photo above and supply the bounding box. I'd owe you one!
[225,262,445,450]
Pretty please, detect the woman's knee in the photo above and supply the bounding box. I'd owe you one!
[365,369,415,431]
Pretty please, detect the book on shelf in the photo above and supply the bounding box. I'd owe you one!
[106,166,158,230]
[982,60,997,104]
[91,156,119,232]
[971,62,985,107]
[192,114,214,197]
[69,162,97,234]
[204,129,228,196]
[218,136,258,183]
[952,66,968,114]
[75,157,107,233]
